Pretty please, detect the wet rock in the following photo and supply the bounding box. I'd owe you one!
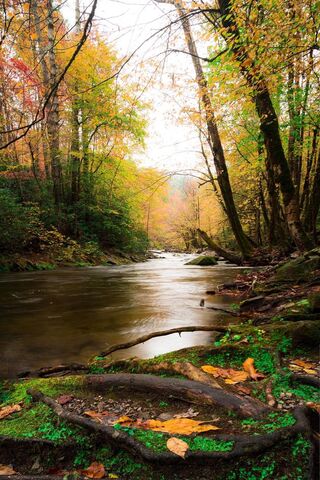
[239,296,265,312]
[185,255,218,266]
[308,292,320,313]
[272,248,320,283]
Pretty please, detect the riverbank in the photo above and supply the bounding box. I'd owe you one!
[0,250,319,479]
[0,248,152,273]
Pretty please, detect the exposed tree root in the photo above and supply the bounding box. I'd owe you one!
[18,363,89,379]
[84,373,268,418]
[99,325,239,358]
[28,389,310,464]
[105,359,223,389]
[291,373,320,389]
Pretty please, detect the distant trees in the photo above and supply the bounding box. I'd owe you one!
[0,0,149,253]
[156,0,319,254]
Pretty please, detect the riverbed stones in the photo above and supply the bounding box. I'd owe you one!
[185,255,218,266]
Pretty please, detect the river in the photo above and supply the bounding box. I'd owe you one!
[0,253,246,377]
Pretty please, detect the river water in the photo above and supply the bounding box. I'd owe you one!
[0,253,246,377]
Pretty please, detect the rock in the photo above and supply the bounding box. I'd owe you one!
[264,320,320,347]
[308,293,320,313]
[239,296,265,312]
[272,248,320,283]
[185,255,218,266]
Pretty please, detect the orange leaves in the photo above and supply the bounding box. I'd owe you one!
[0,465,16,476]
[243,358,265,381]
[201,358,265,385]
[145,418,220,435]
[0,404,22,420]
[201,365,248,384]
[81,462,106,479]
[116,416,220,435]
[166,437,189,458]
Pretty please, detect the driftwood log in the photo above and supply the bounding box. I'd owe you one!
[28,389,310,465]
[99,325,239,358]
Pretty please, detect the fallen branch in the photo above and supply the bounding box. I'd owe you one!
[292,373,320,389]
[197,229,243,265]
[206,306,239,316]
[28,389,309,464]
[99,325,238,357]
[85,373,268,417]
[18,363,88,378]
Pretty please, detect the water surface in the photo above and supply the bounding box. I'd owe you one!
[0,253,245,377]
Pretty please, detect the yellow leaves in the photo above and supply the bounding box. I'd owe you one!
[145,418,220,435]
[166,437,189,458]
[0,404,22,420]
[201,358,265,385]
[116,416,220,435]
[84,410,109,423]
[289,359,318,375]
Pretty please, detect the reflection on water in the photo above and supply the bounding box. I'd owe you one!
[0,253,246,377]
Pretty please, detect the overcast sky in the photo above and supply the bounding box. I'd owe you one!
[62,0,205,173]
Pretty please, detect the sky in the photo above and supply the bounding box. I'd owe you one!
[62,0,206,173]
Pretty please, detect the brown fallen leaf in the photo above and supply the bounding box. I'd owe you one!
[56,394,74,405]
[84,410,110,423]
[115,415,132,425]
[0,404,21,420]
[145,418,220,435]
[242,358,265,381]
[0,465,16,475]
[291,359,316,369]
[167,437,189,458]
[82,461,105,479]
[306,402,320,413]
[201,365,248,384]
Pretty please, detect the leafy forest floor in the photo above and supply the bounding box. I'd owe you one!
[1,250,320,479]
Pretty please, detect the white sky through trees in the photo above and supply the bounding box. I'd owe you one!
[62,0,206,172]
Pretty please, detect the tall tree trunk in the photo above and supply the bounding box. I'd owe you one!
[157,0,253,258]
[70,0,81,205]
[215,0,314,251]
[46,0,63,206]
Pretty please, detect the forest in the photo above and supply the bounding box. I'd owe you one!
[0,0,319,479]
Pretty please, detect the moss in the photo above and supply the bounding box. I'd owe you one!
[241,412,295,434]
[114,425,234,454]
[272,373,319,402]
[187,436,234,452]
[2,376,84,406]
[0,403,88,445]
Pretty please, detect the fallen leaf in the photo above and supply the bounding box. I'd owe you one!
[82,461,105,479]
[0,465,16,475]
[116,415,132,425]
[167,437,189,458]
[145,418,220,435]
[306,402,320,413]
[84,410,110,423]
[292,359,316,369]
[201,365,248,384]
[242,358,265,381]
[304,368,317,375]
[108,474,119,479]
[0,404,21,420]
[56,394,73,405]
[234,385,251,395]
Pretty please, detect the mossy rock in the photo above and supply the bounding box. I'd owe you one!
[264,320,320,347]
[272,249,320,283]
[308,292,320,313]
[185,255,218,266]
